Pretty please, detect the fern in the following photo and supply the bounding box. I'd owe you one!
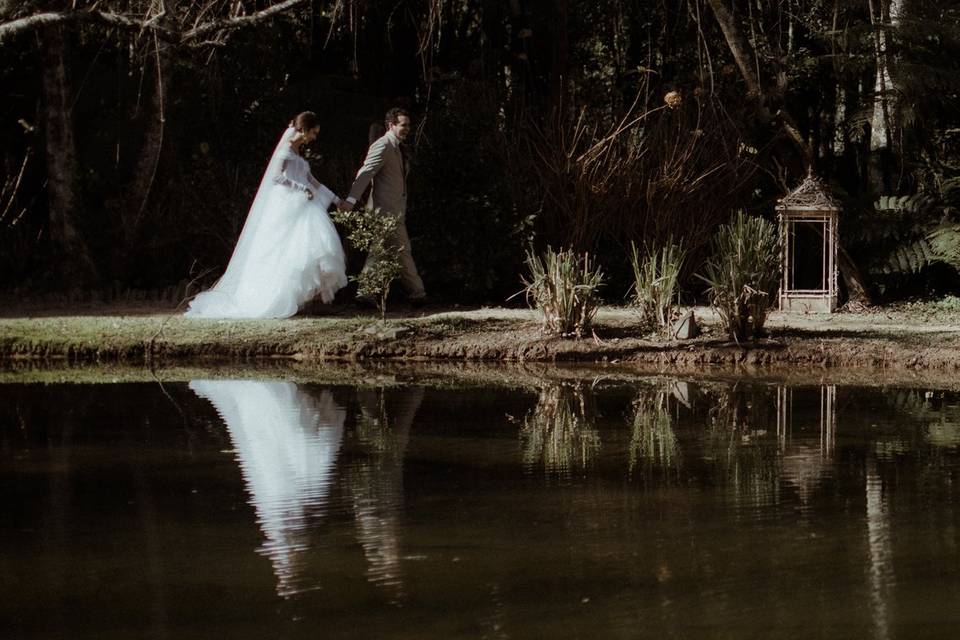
[874,193,939,215]
[879,223,960,274]
[927,224,960,269]
[872,183,960,276]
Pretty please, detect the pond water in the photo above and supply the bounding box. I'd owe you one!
[2,371,960,639]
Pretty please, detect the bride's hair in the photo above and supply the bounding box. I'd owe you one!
[290,111,319,132]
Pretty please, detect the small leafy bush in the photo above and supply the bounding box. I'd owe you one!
[522,246,604,338]
[332,208,403,319]
[628,240,685,333]
[699,211,780,342]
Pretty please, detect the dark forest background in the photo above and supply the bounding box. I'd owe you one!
[2,0,959,305]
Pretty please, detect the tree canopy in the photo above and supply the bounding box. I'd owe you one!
[2,0,959,302]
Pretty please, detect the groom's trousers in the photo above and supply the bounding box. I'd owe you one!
[362,214,426,299]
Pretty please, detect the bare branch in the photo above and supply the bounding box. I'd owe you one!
[0,9,176,43]
[1,1,309,46]
[0,148,32,226]
[181,0,309,43]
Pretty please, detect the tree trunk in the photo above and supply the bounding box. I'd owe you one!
[705,0,762,98]
[122,40,170,261]
[706,0,811,167]
[869,0,901,152]
[839,244,873,306]
[867,0,902,193]
[39,24,98,288]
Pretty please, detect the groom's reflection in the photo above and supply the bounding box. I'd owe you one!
[345,385,425,602]
[190,380,346,597]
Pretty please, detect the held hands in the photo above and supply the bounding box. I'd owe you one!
[338,199,354,212]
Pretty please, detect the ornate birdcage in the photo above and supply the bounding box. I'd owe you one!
[776,174,840,313]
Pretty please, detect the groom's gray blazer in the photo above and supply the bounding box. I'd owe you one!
[346,129,426,298]
[347,130,407,217]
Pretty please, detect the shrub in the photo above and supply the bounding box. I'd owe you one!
[699,211,780,342]
[522,246,604,338]
[331,208,402,320]
[628,240,685,333]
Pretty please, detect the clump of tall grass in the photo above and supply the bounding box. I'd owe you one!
[628,240,685,333]
[698,211,780,342]
[522,246,604,338]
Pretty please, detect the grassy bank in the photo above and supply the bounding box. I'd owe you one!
[2,304,960,370]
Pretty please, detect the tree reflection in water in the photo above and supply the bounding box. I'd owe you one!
[520,382,601,477]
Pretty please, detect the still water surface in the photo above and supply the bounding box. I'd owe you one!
[2,373,960,638]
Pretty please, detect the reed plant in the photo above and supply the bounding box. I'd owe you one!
[520,383,601,476]
[699,211,780,342]
[522,246,604,338]
[628,240,685,333]
[629,391,681,475]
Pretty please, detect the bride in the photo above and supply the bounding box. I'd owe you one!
[186,112,348,319]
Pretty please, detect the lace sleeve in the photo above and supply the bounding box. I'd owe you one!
[272,151,313,196]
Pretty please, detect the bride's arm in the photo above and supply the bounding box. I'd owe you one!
[307,174,341,206]
[273,157,315,198]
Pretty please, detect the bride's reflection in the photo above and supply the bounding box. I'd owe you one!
[190,379,345,597]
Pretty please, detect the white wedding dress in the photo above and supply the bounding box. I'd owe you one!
[186,128,348,319]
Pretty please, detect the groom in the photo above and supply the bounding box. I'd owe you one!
[340,107,427,305]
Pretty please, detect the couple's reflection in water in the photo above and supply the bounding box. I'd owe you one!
[190,379,422,600]
[191,376,898,637]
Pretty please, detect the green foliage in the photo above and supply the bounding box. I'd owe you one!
[628,240,685,334]
[331,208,402,319]
[931,294,960,311]
[877,224,960,276]
[522,246,604,339]
[871,178,960,285]
[6,0,960,304]
[699,212,780,343]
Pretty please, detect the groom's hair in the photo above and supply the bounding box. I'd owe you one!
[385,107,410,128]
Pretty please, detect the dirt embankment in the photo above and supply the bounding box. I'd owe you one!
[2,303,960,371]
